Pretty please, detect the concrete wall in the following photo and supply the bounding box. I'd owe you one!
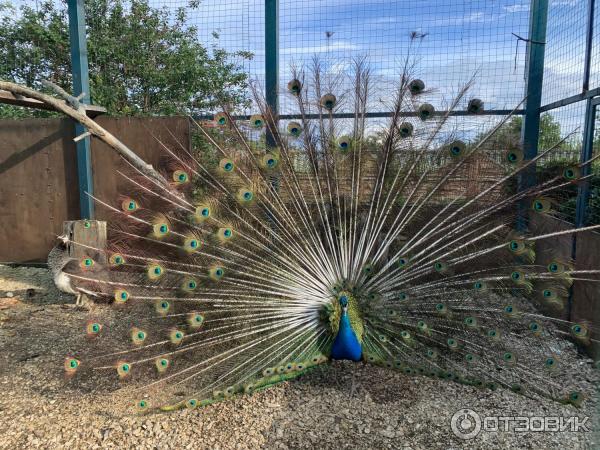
[0,116,190,263]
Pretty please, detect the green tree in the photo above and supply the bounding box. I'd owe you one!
[480,113,563,151]
[0,0,252,117]
[506,113,562,151]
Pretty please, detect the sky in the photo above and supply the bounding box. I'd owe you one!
[155,0,591,141]
[3,0,594,143]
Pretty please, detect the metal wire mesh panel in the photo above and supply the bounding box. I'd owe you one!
[148,0,266,83]
[133,0,532,117]
[590,0,600,90]
[278,0,530,115]
[542,0,588,106]
[537,102,586,225]
[588,114,600,226]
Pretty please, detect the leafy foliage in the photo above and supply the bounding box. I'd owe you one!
[0,0,252,117]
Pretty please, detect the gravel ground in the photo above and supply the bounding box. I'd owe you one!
[0,264,599,449]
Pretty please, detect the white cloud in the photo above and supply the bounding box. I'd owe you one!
[281,42,360,56]
[503,3,529,13]
[550,0,579,6]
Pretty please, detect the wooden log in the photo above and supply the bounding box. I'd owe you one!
[0,90,106,117]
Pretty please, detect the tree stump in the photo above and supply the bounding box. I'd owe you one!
[62,220,107,307]
[62,220,107,263]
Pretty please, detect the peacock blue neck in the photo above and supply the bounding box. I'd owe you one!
[331,309,363,361]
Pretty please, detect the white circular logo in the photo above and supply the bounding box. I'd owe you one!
[451,409,482,440]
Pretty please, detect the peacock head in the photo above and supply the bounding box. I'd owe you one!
[338,293,349,310]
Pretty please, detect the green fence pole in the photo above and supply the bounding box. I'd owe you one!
[583,0,595,92]
[265,0,279,148]
[68,0,94,219]
[518,0,548,230]
[264,0,280,232]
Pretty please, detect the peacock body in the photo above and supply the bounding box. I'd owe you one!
[56,61,600,413]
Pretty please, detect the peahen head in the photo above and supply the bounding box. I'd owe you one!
[325,291,364,361]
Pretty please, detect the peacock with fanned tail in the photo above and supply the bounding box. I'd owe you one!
[49,61,600,413]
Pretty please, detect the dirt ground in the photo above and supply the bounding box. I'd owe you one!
[0,264,598,449]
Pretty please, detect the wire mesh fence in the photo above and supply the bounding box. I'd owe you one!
[1,0,600,224]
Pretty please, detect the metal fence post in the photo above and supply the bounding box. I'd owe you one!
[68,0,94,219]
[264,0,280,231]
[518,0,549,230]
[265,0,279,148]
[576,2,598,231]
[583,0,596,92]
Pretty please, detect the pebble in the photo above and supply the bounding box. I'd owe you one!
[0,265,598,449]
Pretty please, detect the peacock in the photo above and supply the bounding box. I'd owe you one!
[40,60,600,413]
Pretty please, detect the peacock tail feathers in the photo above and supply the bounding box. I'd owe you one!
[56,60,600,412]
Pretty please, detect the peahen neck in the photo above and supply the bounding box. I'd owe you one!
[331,309,363,361]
